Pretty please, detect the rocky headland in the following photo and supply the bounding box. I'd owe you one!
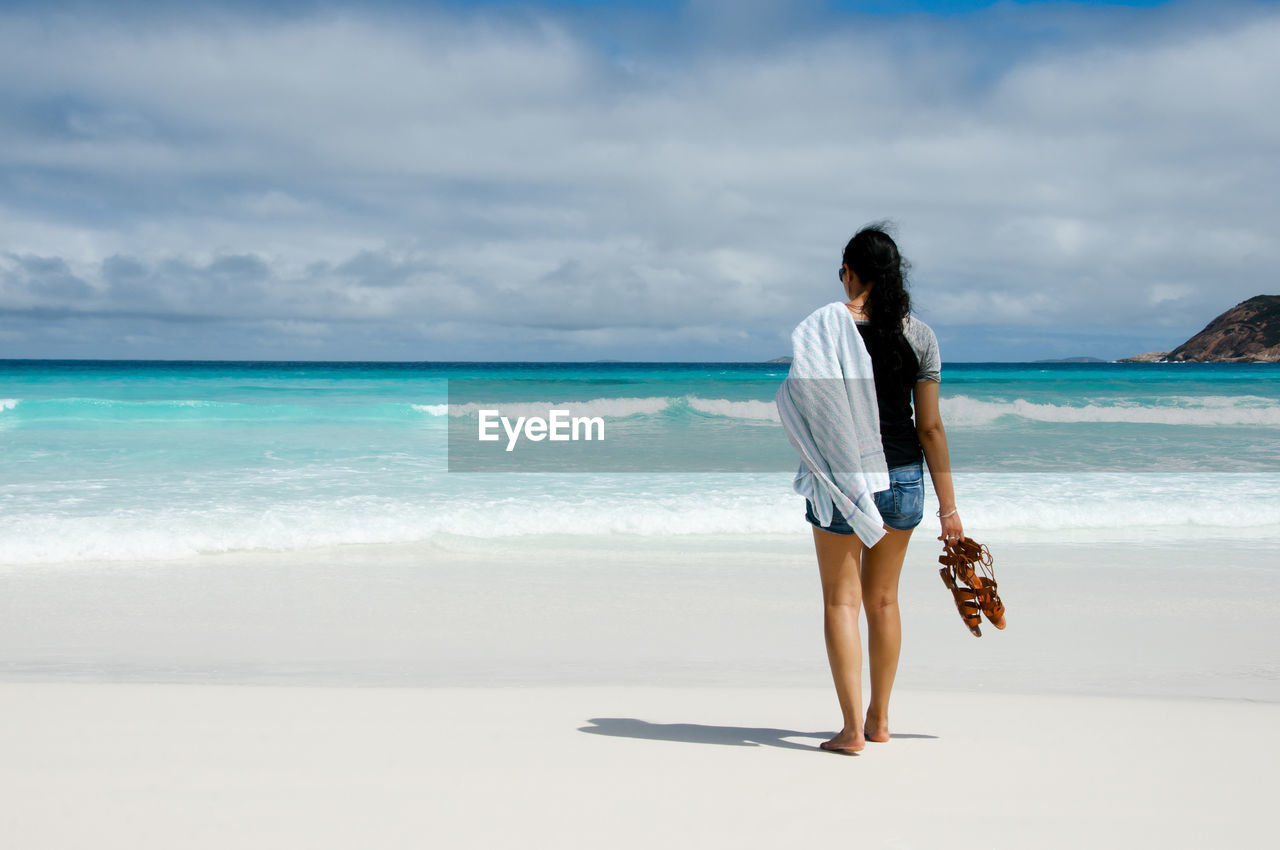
[1120,295,1280,363]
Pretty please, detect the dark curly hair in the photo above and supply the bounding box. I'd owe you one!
[842,222,914,379]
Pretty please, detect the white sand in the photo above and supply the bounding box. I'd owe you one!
[0,682,1271,849]
[3,535,1278,699]
[2,533,1277,847]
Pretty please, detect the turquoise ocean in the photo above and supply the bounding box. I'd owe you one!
[2,359,1279,566]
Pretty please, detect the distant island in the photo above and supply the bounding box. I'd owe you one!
[1120,294,1280,363]
[767,356,793,364]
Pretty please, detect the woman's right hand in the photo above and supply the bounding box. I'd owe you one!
[938,510,963,545]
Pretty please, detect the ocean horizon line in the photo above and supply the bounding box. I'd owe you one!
[5,357,1274,367]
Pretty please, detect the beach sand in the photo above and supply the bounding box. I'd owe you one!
[0,681,1271,849]
[3,534,1277,699]
[2,533,1277,847]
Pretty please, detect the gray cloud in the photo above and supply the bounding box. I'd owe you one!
[0,1,1276,360]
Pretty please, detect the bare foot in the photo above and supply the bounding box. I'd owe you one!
[819,729,866,753]
[863,713,890,743]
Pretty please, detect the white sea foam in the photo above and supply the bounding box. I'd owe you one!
[941,394,1280,427]
[9,393,1279,430]
[434,393,1280,427]
[3,473,1278,565]
[684,396,781,421]
[446,396,671,419]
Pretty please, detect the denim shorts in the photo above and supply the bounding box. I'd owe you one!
[804,461,925,534]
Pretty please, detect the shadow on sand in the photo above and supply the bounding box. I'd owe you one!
[579,718,937,752]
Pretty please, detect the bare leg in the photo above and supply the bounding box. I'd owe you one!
[812,525,867,752]
[860,524,913,742]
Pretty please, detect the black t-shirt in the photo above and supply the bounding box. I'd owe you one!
[856,321,924,468]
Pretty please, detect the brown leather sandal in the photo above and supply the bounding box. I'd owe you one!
[939,566,983,637]
[973,576,1006,629]
[944,536,1006,630]
[958,536,987,558]
[938,549,978,588]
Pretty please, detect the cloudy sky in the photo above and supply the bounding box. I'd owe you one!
[1,0,1275,361]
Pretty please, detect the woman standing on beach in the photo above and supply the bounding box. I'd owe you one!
[804,224,961,754]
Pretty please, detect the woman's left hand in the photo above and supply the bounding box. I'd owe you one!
[938,510,963,545]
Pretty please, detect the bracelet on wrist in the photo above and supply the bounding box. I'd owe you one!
[936,508,958,519]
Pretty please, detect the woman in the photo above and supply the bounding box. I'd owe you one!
[804,224,963,754]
